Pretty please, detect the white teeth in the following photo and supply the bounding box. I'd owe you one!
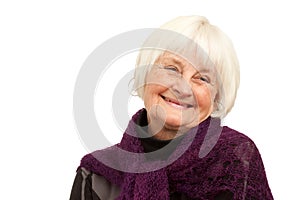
[169,102,185,109]
[162,95,192,109]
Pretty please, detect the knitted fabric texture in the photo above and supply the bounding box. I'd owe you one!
[80,109,273,199]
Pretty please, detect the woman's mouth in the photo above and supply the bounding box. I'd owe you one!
[160,95,193,109]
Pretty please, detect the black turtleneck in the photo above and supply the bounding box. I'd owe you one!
[135,109,185,161]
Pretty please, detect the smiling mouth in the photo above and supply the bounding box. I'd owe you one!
[160,95,194,109]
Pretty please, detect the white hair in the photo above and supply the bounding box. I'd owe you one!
[133,16,240,118]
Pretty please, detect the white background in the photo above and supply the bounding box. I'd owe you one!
[1,0,299,199]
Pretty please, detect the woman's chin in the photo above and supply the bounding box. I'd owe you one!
[164,116,191,130]
[164,119,181,129]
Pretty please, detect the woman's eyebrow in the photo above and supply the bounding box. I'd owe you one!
[193,63,215,73]
[159,55,183,66]
[197,67,212,73]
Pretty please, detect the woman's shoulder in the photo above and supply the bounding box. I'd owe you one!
[212,125,260,159]
[220,126,256,146]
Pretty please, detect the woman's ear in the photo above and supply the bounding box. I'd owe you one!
[212,91,223,115]
[213,98,219,113]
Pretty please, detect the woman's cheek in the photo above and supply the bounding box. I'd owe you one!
[194,87,213,110]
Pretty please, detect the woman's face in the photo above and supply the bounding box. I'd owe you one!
[143,52,217,133]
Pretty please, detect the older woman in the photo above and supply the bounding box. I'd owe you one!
[70,16,273,199]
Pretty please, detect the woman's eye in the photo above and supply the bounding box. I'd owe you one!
[200,77,208,82]
[164,66,178,72]
[198,75,210,83]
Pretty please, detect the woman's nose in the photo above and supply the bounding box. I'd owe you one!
[171,78,193,99]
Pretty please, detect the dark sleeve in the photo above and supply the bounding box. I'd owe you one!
[69,168,101,200]
[206,133,273,200]
[70,169,83,200]
[245,144,273,200]
[214,190,234,200]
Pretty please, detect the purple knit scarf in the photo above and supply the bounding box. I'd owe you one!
[80,109,273,199]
